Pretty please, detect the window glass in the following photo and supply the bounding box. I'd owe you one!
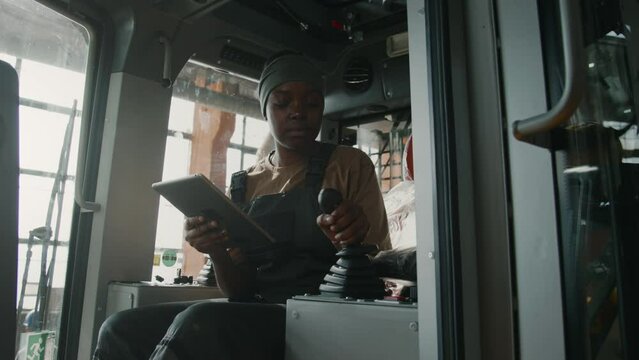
[344,120,411,193]
[19,106,80,174]
[19,59,86,109]
[541,11,639,357]
[244,116,270,148]
[230,115,244,145]
[161,136,191,181]
[226,148,242,186]
[18,176,58,239]
[2,1,91,358]
[155,196,187,248]
[168,97,195,134]
[0,52,16,66]
[153,61,261,280]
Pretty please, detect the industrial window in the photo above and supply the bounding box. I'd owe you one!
[342,117,412,193]
[1,0,91,358]
[153,61,267,281]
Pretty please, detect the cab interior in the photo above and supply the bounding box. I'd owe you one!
[3,0,421,359]
[5,0,636,359]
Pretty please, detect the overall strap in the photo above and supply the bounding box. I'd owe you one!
[305,142,337,188]
[230,170,248,203]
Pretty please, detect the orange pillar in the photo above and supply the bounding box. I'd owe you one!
[181,82,236,277]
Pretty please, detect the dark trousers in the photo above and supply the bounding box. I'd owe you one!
[93,299,286,360]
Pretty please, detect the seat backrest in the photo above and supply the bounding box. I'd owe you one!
[0,60,19,359]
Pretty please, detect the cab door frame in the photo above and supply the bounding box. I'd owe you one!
[409,0,495,358]
[415,0,567,358]
[0,57,20,360]
[496,0,567,358]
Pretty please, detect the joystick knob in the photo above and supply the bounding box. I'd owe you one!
[318,188,342,214]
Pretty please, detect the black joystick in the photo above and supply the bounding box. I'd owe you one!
[318,188,343,214]
[317,188,385,299]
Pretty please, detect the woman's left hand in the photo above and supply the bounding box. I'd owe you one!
[316,199,370,247]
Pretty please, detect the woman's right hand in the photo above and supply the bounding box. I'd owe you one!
[184,216,229,255]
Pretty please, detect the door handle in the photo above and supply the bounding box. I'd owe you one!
[75,99,101,213]
[512,0,586,141]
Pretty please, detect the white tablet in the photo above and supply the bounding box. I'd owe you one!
[151,174,275,250]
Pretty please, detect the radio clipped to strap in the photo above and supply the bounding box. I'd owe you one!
[230,170,248,203]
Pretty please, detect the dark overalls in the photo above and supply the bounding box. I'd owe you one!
[231,142,338,303]
[93,143,337,360]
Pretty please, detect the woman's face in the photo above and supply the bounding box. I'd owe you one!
[265,81,324,151]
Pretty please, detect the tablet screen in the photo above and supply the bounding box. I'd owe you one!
[152,174,275,251]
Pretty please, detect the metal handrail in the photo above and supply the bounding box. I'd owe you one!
[512,0,586,140]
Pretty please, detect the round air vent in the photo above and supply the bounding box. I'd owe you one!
[342,57,373,93]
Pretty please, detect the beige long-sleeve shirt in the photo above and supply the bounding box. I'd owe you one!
[243,145,391,251]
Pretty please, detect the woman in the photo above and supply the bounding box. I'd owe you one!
[93,52,390,360]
